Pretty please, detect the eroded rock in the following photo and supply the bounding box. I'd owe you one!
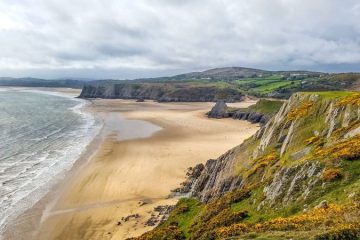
[207,100,228,118]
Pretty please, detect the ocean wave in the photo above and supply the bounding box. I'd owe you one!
[0,90,102,237]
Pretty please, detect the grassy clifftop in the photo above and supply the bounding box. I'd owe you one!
[232,99,284,117]
[132,91,360,240]
[79,70,360,101]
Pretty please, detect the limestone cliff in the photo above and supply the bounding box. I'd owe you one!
[189,92,360,203]
[132,91,360,240]
[79,84,244,102]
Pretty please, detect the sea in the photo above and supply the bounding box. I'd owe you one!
[0,89,101,236]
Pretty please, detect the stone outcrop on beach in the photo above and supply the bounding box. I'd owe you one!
[207,101,229,118]
[207,99,282,125]
[144,205,174,227]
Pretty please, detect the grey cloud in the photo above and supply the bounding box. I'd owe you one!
[0,0,359,79]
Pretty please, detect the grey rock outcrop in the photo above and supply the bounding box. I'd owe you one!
[171,164,205,195]
[207,101,229,118]
[79,84,243,102]
[207,102,271,125]
[189,147,246,202]
[232,111,269,124]
[262,161,322,206]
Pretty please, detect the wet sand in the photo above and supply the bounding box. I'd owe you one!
[4,95,259,240]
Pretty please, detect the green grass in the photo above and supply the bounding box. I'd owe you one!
[300,91,357,99]
[163,198,203,238]
[253,81,297,93]
[249,99,284,116]
[229,159,360,227]
[234,99,283,118]
[312,159,360,205]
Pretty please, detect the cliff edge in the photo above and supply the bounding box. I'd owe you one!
[132,91,360,240]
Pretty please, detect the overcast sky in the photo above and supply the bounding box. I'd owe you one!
[0,0,359,79]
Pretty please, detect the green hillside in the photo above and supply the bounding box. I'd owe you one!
[79,69,360,101]
[131,91,360,240]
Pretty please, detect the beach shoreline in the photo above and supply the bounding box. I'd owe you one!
[1,88,104,240]
[3,88,260,240]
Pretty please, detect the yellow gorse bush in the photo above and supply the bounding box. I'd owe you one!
[336,93,360,106]
[316,135,360,161]
[287,101,314,121]
[305,136,320,145]
[321,168,342,182]
[215,202,360,238]
[245,152,279,178]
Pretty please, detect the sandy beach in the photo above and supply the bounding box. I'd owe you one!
[4,91,259,240]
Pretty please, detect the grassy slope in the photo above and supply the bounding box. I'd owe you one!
[238,99,284,116]
[132,92,360,240]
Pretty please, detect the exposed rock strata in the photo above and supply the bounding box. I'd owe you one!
[262,161,322,207]
[181,92,360,206]
[232,111,269,124]
[79,84,243,102]
[207,101,270,124]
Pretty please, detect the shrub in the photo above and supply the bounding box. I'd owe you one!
[173,204,189,215]
[315,223,360,240]
[336,93,360,107]
[287,101,313,121]
[189,189,251,239]
[131,225,185,240]
[245,152,279,179]
[200,202,360,239]
[305,136,320,145]
[216,223,251,237]
[316,135,360,161]
[321,168,343,182]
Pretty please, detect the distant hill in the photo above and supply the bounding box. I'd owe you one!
[79,68,360,102]
[134,67,323,82]
[1,67,359,102]
[0,77,86,88]
[168,67,322,81]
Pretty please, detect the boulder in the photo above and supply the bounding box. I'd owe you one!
[316,200,329,209]
[208,101,229,118]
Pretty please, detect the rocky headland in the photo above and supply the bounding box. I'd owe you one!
[207,99,283,125]
[133,91,360,240]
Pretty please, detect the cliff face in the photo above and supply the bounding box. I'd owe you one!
[133,92,360,240]
[231,110,269,124]
[190,92,360,203]
[79,84,244,102]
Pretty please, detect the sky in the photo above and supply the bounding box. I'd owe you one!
[0,0,360,79]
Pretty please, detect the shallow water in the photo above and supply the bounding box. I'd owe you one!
[101,112,162,141]
[0,90,101,236]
